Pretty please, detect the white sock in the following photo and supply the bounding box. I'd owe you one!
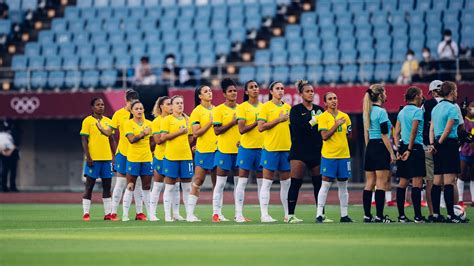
[457,179,465,202]
[371,190,375,202]
[233,176,239,194]
[163,184,175,220]
[470,181,474,203]
[122,189,133,218]
[187,194,198,218]
[181,182,191,216]
[142,190,150,216]
[149,182,163,218]
[173,182,181,217]
[256,178,262,200]
[134,177,143,213]
[385,190,392,202]
[337,181,349,217]
[82,198,91,215]
[440,191,446,207]
[212,176,227,215]
[422,189,425,201]
[111,176,127,214]
[102,197,112,215]
[280,179,290,218]
[235,178,248,217]
[259,179,273,217]
[317,181,331,217]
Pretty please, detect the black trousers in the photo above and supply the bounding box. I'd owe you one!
[1,150,19,191]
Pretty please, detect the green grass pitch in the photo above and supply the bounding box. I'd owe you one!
[0,204,473,266]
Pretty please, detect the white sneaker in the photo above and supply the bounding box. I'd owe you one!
[234,216,248,223]
[173,215,185,221]
[149,215,160,222]
[261,215,277,223]
[165,217,175,222]
[218,214,230,222]
[122,216,130,222]
[186,215,201,222]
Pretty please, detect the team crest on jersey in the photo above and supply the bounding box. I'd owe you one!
[164,168,168,173]
[323,167,327,172]
[219,160,224,165]
[128,166,132,171]
[199,160,204,164]
[264,160,267,165]
[240,160,244,164]
[89,169,93,173]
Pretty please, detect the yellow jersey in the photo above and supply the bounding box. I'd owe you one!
[152,116,166,160]
[236,101,263,149]
[80,115,113,161]
[124,119,153,162]
[189,105,217,153]
[318,111,351,159]
[161,115,193,161]
[110,107,130,156]
[257,101,291,151]
[212,103,240,154]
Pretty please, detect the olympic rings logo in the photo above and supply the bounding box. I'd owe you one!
[10,97,40,114]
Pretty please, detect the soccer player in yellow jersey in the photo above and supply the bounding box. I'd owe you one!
[234,80,263,222]
[80,97,116,221]
[161,96,194,222]
[108,90,145,221]
[149,96,172,221]
[316,92,353,223]
[257,81,292,223]
[121,101,154,222]
[187,85,217,222]
[211,78,240,223]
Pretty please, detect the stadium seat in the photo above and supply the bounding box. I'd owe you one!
[45,57,62,70]
[323,65,340,83]
[272,66,289,83]
[48,71,65,88]
[12,56,28,71]
[29,56,45,69]
[341,64,358,83]
[82,70,100,88]
[63,56,80,70]
[307,65,323,84]
[359,63,374,82]
[14,71,29,89]
[239,66,256,84]
[374,63,390,81]
[80,56,97,70]
[256,66,271,83]
[289,65,306,81]
[31,71,48,88]
[100,70,118,87]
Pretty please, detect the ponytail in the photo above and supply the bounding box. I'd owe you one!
[194,85,206,108]
[152,96,170,117]
[363,84,385,131]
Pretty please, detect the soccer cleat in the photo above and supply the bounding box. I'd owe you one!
[122,216,130,222]
[173,215,186,221]
[83,213,90,221]
[340,216,353,223]
[104,213,112,220]
[322,215,334,223]
[261,215,277,223]
[218,214,230,222]
[386,200,396,207]
[414,216,427,223]
[149,215,160,222]
[110,213,120,221]
[135,213,147,221]
[421,201,428,207]
[186,215,201,222]
[458,201,465,208]
[315,216,324,223]
[234,216,249,223]
[374,215,393,223]
[164,217,175,222]
[212,214,221,223]
[404,201,411,208]
[287,216,303,224]
[397,216,413,223]
[446,215,463,224]
[432,214,446,223]
[427,215,435,223]
[363,215,374,223]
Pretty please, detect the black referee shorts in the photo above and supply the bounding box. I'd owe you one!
[396,143,426,178]
[364,139,391,171]
[433,138,460,175]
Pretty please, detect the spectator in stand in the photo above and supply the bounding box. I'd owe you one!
[418,47,438,82]
[162,54,180,87]
[437,29,458,81]
[0,119,19,192]
[0,0,9,19]
[134,56,157,86]
[397,49,419,84]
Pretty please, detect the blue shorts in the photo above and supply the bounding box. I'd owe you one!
[84,161,113,179]
[153,157,164,175]
[237,146,262,171]
[320,157,352,179]
[163,159,194,179]
[460,154,474,164]
[260,150,290,172]
[214,150,238,171]
[113,152,127,175]
[195,151,215,170]
[126,161,153,177]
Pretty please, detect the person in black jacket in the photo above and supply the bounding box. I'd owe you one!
[286,80,325,223]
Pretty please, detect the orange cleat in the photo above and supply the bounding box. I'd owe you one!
[371,201,376,206]
[135,213,147,221]
[110,213,120,221]
[104,213,112,220]
[421,201,428,207]
[83,213,90,221]
[386,200,396,207]
[212,214,220,223]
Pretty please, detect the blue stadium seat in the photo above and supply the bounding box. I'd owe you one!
[307,65,323,84]
[94,44,110,57]
[6,0,22,10]
[246,16,262,30]
[48,71,65,88]
[341,64,358,83]
[353,11,370,25]
[261,3,276,17]
[319,14,334,26]
[349,0,364,13]
[77,44,93,56]
[335,14,352,26]
[390,63,402,81]
[316,2,331,14]
[127,31,144,43]
[255,50,271,66]
[86,19,102,33]
[270,37,286,52]
[97,56,114,70]
[51,19,67,32]
[199,53,215,67]
[38,30,55,44]
[31,71,48,88]
[97,7,113,20]
[407,11,425,24]
[272,66,289,83]
[41,44,57,57]
[398,0,414,11]
[416,0,431,10]
[432,0,448,10]
[96,0,111,8]
[392,24,408,38]
[356,25,372,38]
[64,71,81,88]
[245,4,260,17]
[409,37,425,53]
[371,12,389,25]
[81,8,97,20]
[357,37,374,50]
[381,0,397,11]
[339,37,356,51]
[80,55,97,70]
[213,28,229,42]
[111,43,128,57]
[45,56,62,70]
[359,63,374,82]
[68,19,85,32]
[64,7,80,20]
[288,39,303,51]
[375,50,391,62]
[288,51,305,65]
[338,25,354,37]
[100,70,118,87]
[289,65,306,81]
[104,18,120,32]
[182,54,198,67]
[130,7,146,18]
[239,66,256,84]
[358,49,375,63]
[22,0,38,10]
[272,51,288,65]
[12,56,28,71]
[215,40,231,54]
[108,32,125,43]
[144,0,159,6]
[230,28,246,42]
[14,71,29,89]
[115,56,132,69]
[29,56,45,69]
[340,50,357,64]
[426,11,442,24]
[303,25,319,38]
[82,70,100,87]
[130,43,147,57]
[320,26,337,39]
[373,24,390,38]
[77,0,93,7]
[323,65,340,83]
[374,63,390,81]
[198,41,214,54]
[390,11,406,25]
[332,2,347,14]
[63,55,80,70]
[443,10,459,24]
[449,0,465,9]
[300,12,316,25]
[256,66,271,83]
[56,32,72,44]
[179,29,195,41]
[9,10,24,24]
[365,1,380,12]
[322,51,339,64]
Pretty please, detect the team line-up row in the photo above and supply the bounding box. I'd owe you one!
[79,78,473,224]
